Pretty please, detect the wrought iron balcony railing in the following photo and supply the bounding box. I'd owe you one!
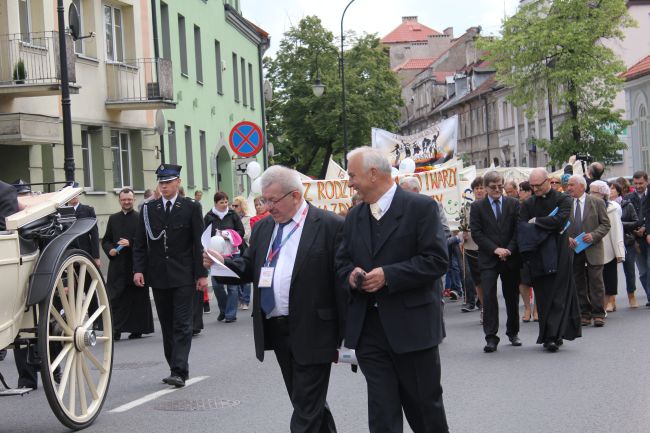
[105,58,175,110]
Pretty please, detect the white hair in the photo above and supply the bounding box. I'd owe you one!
[569,174,587,188]
[590,180,610,198]
[347,146,391,174]
[399,176,421,192]
[260,165,305,195]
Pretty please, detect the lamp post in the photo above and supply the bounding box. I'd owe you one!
[312,52,325,97]
[340,0,357,169]
[57,0,74,183]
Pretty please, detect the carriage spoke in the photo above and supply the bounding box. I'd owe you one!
[95,336,110,342]
[79,352,99,401]
[68,355,77,415]
[48,336,73,342]
[83,305,106,330]
[50,308,73,336]
[66,264,77,324]
[83,349,107,374]
[56,348,75,399]
[56,280,74,327]
[77,354,88,416]
[78,280,98,325]
[75,264,87,324]
[51,343,73,371]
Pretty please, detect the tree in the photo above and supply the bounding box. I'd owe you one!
[478,0,635,165]
[265,16,402,178]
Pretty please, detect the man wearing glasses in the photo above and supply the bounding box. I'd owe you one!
[204,166,345,433]
[519,168,581,352]
[470,171,522,353]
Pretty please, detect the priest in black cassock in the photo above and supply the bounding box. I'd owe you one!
[518,168,581,352]
[102,188,154,340]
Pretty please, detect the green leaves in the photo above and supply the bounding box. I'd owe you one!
[265,16,402,177]
[478,0,635,166]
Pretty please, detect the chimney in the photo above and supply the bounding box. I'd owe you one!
[402,16,418,23]
[443,27,453,37]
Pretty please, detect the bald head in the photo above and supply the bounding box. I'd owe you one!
[529,168,551,196]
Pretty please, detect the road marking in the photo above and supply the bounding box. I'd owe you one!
[109,376,209,413]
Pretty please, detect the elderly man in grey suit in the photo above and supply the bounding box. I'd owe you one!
[567,175,610,327]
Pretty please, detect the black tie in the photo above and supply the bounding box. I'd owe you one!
[165,200,172,217]
[495,199,502,221]
[574,199,582,234]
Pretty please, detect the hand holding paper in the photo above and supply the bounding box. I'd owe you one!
[200,226,240,279]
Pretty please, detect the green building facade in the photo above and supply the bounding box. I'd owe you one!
[152,0,269,208]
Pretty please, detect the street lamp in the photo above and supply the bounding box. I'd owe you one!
[340,0,357,169]
[312,73,325,97]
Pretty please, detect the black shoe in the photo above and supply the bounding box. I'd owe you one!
[164,375,185,387]
[192,329,201,336]
[128,333,142,340]
[203,303,211,314]
[53,367,62,384]
[484,340,498,353]
[544,341,559,352]
[114,332,121,341]
[225,318,237,323]
[646,302,650,308]
[449,290,460,301]
[217,313,226,322]
[555,338,564,347]
[461,304,478,312]
[509,335,522,346]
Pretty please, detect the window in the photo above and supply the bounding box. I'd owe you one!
[178,14,188,75]
[641,105,649,172]
[215,40,223,94]
[248,63,255,109]
[73,0,83,53]
[241,57,247,106]
[104,5,124,62]
[160,2,171,60]
[199,131,208,189]
[81,128,92,188]
[168,121,177,164]
[184,126,195,187]
[111,130,131,188]
[194,25,203,83]
[19,0,31,43]
[232,53,239,102]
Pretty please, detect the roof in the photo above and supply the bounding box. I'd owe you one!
[381,20,442,44]
[432,75,498,114]
[431,71,455,83]
[622,55,650,81]
[393,57,438,71]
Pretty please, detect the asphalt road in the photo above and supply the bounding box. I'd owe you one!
[2,277,650,433]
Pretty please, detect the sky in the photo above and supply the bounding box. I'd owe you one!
[241,0,521,57]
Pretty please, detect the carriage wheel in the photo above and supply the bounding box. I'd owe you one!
[38,249,113,430]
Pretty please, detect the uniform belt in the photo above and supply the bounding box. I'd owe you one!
[266,315,289,324]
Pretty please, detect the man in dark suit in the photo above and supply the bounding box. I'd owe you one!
[133,164,208,387]
[67,183,101,267]
[629,171,650,306]
[205,165,345,433]
[567,175,610,327]
[336,147,449,433]
[470,171,521,352]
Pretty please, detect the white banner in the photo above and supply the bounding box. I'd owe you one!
[371,115,458,168]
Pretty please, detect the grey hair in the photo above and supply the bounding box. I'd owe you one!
[347,146,391,174]
[483,170,504,186]
[260,165,305,195]
[399,176,421,192]
[569,174,587,188]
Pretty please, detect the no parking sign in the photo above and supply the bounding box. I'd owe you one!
[229,121,264,157]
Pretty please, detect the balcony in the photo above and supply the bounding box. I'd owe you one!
[0,31,79,97]
[105,58,176,110]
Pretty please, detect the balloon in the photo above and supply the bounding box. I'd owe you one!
[251,177,262,194]
[399,158,415,174]
[246,161,262,179]
[391,167,399,177]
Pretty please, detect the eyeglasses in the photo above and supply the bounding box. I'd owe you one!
[231,204,240,208]
[487,184,504,190]
[550,181,560,185]
[259,190,296,207]
[530,179,549,189]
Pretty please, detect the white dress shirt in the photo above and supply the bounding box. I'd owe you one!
[162,194,178,210]
[373,183,398,219]
[266,200,308,318]
[574,192,586,220]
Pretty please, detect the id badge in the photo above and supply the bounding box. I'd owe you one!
[259,267,275,288]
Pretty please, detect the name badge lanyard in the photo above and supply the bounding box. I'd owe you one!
[264,206,308,267]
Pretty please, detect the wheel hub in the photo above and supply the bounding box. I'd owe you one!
[73,327,97,351]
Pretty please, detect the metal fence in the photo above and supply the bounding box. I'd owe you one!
[106,58,173,103]
[0,31,75,86]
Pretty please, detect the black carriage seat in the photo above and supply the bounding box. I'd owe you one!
[17,216,51,255]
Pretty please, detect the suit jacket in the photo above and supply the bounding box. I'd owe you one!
[225,204,346,365]
[568,194,610,266]
[0,181,18,231]
[133,196,207,289]
[74,203,100,259]
[625,191,646,233]
[469,195,520,270]
[335,186,449,354]
[102,210,139,291]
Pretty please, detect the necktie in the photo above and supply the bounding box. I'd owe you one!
[260,221,291,315]
[370,202,382,220]
[494,199,502,221]
[165,200,172,217]
[574,199,582,234]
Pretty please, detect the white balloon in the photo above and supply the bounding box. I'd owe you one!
[246,161,262,179]
[251,177,262,194]
[391,167,399,177]
[399,158,416,174]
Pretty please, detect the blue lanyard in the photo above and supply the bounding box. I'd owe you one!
[264,206,308,266]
